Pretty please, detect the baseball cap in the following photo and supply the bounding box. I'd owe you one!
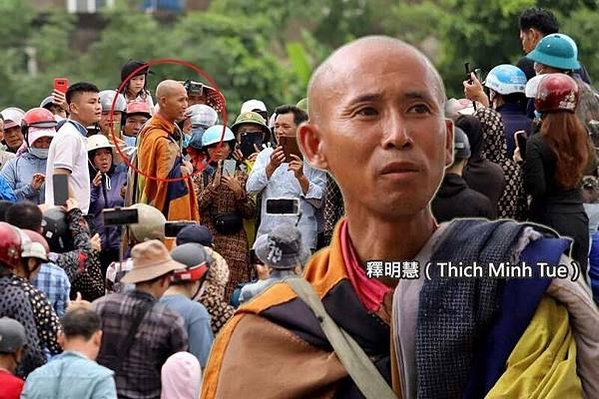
[176,224,213,247]
[0,317,26,353]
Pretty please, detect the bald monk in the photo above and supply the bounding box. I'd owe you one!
[201,37,599,399]
[132,80,199,222]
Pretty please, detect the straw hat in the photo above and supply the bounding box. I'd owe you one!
[121,240,185,284]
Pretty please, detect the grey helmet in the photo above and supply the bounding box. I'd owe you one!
[99,90,127,113]
[186,104,218,129]
[0,317,26,353]
[129,204,166,243]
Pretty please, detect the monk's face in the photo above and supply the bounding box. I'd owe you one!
[302,44,453,219]
[160,85,189,122]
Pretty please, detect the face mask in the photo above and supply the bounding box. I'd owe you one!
[124,135,137,148]
[29,147,48,159]
[183,133,192,148]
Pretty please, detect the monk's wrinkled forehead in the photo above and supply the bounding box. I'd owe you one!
[308,36,445,124]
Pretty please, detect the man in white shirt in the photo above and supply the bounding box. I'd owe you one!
[246,105,327,251]
[45,82,101,214]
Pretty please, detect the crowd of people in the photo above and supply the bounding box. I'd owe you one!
[0,6,598,399]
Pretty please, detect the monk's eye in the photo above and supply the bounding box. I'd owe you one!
[356,107,378,116]
[407,104,431,114]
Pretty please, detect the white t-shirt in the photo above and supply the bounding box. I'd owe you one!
[45,120,91,214]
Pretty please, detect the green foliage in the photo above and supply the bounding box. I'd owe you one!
[0,0,597,113]
[559,8,599,82]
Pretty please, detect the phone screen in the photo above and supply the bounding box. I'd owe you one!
[52,174,69,206]
[54,78,69,93]
[103,208,139,226]
[239,133,263,158]
[165,221,196,237]
[265,198,300,215]
[514,131,528,158]
[279,136,302,162]
[223,159,237,177]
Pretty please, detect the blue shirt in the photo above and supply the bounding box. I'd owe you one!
[21,351,117,399]
[239,270,297,304]
[31,262,71,317]
[0,175,16,202]
[160,294,213,367]
[246,147,327,249]
[0,151,48,204]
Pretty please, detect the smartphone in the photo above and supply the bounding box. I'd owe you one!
[464,62,472,83]
[52,174,69,206]
[165,221,196,237]
[514,130,528,158]
[223,159,237,177]
[54,78,69,94]
[265,198,300,215]
[103,208,139,226]
[464,63,482,83]
[184,80,204,95]
[279,136,303,162]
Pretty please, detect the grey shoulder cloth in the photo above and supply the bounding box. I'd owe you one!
[416,218,526,399]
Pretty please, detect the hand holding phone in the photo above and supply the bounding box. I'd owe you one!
[514,130,528,159]
[54,78,69,94]
[279,136,303,163]
[223,159,237,177]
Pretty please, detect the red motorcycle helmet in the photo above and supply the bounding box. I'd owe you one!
[0,222,22,270]
[21,107,57,137]
[126,101,152,119]
[534,73,579,113]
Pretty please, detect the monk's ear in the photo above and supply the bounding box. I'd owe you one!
[444,119,454,167]
[298,121,329,170]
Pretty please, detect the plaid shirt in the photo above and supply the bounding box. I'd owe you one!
[31,262,71,317]
[92,289,187,399]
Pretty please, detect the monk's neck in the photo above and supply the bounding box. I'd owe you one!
[155,110,176,126]
[346,207,436,264]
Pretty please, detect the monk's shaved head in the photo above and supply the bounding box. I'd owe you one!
[298,35,453,223]
[155,80,188,122]
[156,80,185,99]
[307,36,446,124]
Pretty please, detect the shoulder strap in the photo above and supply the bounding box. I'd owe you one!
[285,277,397,399]
[113,299,154,372]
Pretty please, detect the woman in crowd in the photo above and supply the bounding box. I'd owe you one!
[7,229,61,360]
[0,108,56,205]
[42,200,104,300]
[87,134,127,276]
[464,64,531,158]
[523,74,590,272]
[475,107,528,220]
[196,125,256,301]
[120,59,154,111]
[0,223,46,377]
